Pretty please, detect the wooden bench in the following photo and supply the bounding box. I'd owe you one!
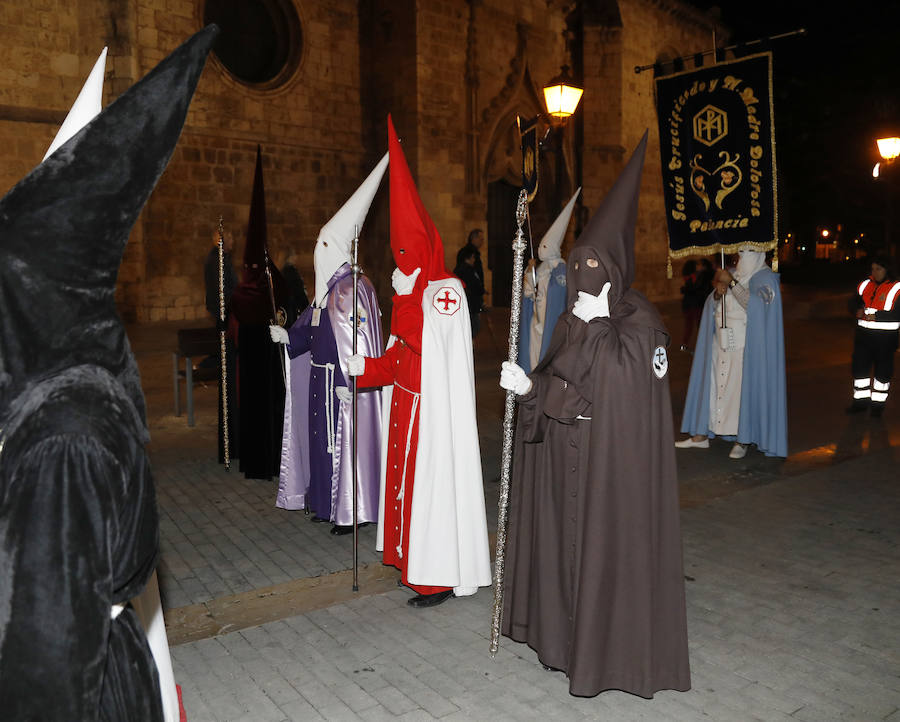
[173,327,219,427]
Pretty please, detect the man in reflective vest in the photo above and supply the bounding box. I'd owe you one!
[847,256,900,417]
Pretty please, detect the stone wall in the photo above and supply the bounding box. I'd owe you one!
[0,0,722,322]
[124,0,367,321]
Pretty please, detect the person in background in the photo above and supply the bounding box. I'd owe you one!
[679,258,712,352]
[518,189,579,372]
[454,245,485,337]
[676,249,787,459]
[846,256,900,417]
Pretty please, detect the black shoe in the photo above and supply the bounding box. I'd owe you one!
[871,404,885,418]
[406,590,453,608]
[310,515,329,523]
[846,401,869,414]
[330,524,352,535]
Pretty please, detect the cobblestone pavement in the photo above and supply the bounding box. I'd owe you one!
[127,296,900,720]
[169,448,900,721]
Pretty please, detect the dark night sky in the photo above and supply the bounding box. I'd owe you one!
[680,1,900,251]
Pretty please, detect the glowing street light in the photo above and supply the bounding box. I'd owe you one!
[543,66,584,122]
[821,228,830,238]
[877,137,900,161]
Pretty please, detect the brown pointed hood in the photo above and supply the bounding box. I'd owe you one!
[567,131,648,310]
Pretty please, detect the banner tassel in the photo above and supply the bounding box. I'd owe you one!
[666,254,673,279]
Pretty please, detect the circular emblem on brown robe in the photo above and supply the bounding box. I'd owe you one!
[652,346,668,378]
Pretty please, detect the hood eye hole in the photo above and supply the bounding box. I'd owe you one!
[399,248,406,254]
[586,258,599,268]
[323,241,328,247]
[574,261,579,270]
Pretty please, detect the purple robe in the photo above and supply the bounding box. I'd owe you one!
[276,264,384,525]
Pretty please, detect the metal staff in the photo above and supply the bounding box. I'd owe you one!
[217,215,230,470]
[351,224,360,592]
[263,245,287,382]
[720,248,727,329]
[490,188,529,657]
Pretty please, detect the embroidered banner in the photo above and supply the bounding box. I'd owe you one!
[656,53,777,260]
[518,114,540,203]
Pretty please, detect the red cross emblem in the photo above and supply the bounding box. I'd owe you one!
[432,286,460,316]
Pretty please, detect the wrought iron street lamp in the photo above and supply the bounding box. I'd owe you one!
[874,136,900,259]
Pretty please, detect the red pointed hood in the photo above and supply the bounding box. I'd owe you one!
[388,115,451,283]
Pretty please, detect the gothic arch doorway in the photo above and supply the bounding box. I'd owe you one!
[486,179,519,307]
[484,123,571,306]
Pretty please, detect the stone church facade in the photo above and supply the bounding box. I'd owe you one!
[0,0,720,322]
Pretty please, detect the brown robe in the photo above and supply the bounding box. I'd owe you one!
[501,292,691,698]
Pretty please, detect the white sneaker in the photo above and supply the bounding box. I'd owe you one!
[675,437,709,449]
[729,443,748,459]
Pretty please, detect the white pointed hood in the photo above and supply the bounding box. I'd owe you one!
[43,47,108,161]
[313,152,388,305]
[538,187,580,262]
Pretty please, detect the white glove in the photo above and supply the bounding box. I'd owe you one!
[347,354,365,377]
[499,361,533,395]
[269,325,289,345]
[391,267,421,296]
[572,282,611,323]
[335,386,352,404]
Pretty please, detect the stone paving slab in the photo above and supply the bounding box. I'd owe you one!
[171,447,900,721]
[154,456,384,608]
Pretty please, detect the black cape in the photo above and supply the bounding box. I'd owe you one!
[230,147,288,480]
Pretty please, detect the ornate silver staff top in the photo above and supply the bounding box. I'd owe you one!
[490,188,529,657]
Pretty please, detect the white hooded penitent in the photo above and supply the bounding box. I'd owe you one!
[538,187,581,262]
[43,47,108,161]
[313,152,389,305]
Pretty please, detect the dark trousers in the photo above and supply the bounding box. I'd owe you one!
[851,327,898,406]
[470,310,481,338]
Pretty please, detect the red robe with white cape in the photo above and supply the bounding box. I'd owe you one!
[361,278,491,595]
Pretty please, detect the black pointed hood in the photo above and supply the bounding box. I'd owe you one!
[567,131,648,309]
[231,146,288,325]
[242,145,268,272]
[0,26,217,424]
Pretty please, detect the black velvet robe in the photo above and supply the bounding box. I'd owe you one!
[502,293,691,698]
[0,367,162,720]
[0,25,215,718]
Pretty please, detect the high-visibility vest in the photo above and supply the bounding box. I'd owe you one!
[857,277,900,330]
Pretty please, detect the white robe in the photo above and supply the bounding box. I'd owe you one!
[375,278,492,596]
